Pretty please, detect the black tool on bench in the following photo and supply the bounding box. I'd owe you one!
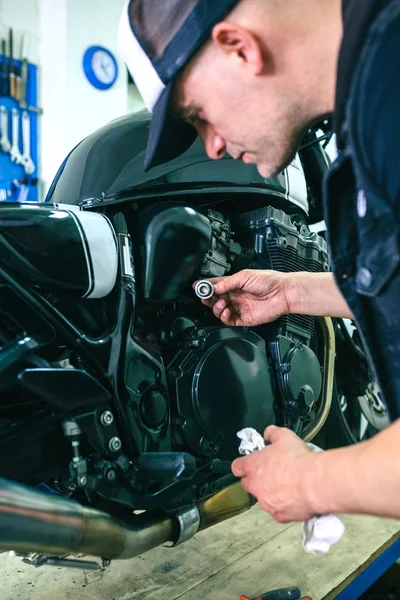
[240,587,303,600]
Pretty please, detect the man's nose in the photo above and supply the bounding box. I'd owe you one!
[198,125,226,160]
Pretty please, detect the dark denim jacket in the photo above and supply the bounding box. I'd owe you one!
[324,0,400,420]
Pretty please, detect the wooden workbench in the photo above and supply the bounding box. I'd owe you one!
[1,505,400,600]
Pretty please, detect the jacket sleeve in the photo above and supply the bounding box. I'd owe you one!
[360,11,400,207]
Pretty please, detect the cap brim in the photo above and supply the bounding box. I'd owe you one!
[144,81,198,171]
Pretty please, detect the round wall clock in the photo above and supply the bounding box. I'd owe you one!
[83,45,119,90]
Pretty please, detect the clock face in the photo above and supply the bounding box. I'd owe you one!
[91,50,117,85]
[83,46,118,90]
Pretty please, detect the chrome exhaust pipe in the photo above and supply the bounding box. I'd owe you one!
[0,477,254,559]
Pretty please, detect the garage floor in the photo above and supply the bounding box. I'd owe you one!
[1,505,400,600]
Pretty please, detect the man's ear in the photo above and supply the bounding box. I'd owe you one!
[211,22,264,74]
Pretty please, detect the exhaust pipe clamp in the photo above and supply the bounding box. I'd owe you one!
[165,505,200,547]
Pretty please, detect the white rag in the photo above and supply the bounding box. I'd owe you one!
[237,427,346,555]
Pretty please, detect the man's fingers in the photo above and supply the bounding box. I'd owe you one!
[231,456,250,478]
[238,476,253,495]
[213,298,227,317]
[212,274,241,296]
[200,297,218,308]
[263,425,283,444]
[220,308,240,326]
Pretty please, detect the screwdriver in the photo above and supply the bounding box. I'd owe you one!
[1,38,8,96]
[9,28,15,99]
[240,587,303,600]
[15,35,24,103]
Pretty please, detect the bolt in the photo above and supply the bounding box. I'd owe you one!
[106,469,117,482]
[109,437,122,453]
[200,437,218,456]
[78,475,88,487]
[101,411,114,426]
[170,370,178,378]
[267,358,273,365]
[197,329,206,337]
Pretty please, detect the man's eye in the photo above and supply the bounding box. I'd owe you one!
[188,112,206,126]
[188,113,200,125]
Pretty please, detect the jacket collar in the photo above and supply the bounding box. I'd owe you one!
[334,0,391,148]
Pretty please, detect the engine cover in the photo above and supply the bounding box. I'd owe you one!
[272,335,322,419]
[167,327,275,461]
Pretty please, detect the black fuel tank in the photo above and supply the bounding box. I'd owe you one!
[44,110,309,215]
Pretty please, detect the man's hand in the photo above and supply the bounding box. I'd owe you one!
[194,269,290,326]
[195,270,354,325]
[232,426,317,523]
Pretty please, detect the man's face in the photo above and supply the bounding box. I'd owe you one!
[172,41,310,178]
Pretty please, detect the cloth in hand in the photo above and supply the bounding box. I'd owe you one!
[237,428,346,555]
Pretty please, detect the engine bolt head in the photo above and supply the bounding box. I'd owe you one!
[101,411,114,426]
[194,280,215,300]
[78,475,88,487]
[200,437,218,456]
[106,469,117,482]
[109,437,122,453]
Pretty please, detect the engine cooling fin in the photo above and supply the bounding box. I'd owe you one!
[238,205,329,341]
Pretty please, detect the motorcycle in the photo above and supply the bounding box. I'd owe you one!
[0,111,383,570]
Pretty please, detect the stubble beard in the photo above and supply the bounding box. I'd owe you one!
[256,117,310,178]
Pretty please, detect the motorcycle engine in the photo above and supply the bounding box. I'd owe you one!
[0,200,329,503]
[140,204,330,463]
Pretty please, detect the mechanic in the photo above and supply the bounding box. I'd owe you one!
[118,0,400,523]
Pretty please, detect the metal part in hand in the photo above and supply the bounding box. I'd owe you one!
[21,111,35,174]
[0,106,11,153]
[10,108,23,164]
[195,280,215,300]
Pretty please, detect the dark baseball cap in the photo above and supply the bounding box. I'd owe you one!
[118,0,240,171]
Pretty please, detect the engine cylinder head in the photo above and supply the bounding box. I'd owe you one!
[194,280,214,300]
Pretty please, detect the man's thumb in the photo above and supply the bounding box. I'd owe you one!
[263,425,282,444]
[213,274,240,296]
